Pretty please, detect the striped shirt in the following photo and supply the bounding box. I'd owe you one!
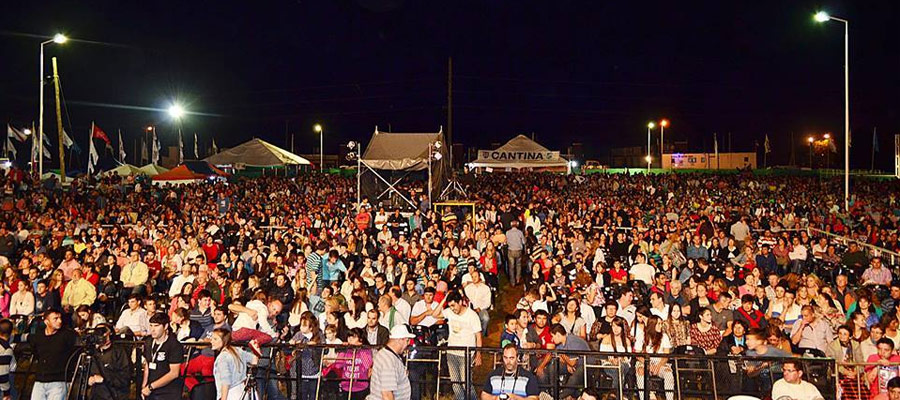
[367,347,410,400]
[306,252,323,288]
[0,338,14,395]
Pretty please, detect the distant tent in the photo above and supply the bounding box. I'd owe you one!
[138,164,169,176]
[204,138,311,167]
[470,134,568,171]
[152,161,227,185]
[102,164,143,177]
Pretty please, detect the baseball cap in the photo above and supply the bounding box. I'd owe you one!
[389,325,416,340]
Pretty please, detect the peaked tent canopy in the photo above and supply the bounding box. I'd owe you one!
[470,134,568,170]
[138,164,169,176]
[204,138,311,167]
[152,161,228,184]
[102,164,143,177]
[361,129,445,171]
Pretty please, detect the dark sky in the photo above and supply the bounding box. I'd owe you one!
[1,0,898,169]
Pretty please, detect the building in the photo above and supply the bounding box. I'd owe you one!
[663,152,756,170]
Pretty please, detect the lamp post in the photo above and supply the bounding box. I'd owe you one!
[38,33,67,177]
[808,136,815,168]
[314,124,323,172]
[168,104,185,164]
[814,11,850,211]
[647,122,655,172]
[659,119,669,164]
[824,133,831,169]
[428,141,442,205]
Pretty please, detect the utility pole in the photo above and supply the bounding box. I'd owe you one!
[52,57,65,180]
[447,57,453,167]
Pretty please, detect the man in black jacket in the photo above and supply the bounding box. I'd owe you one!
[29,309,78,399]
[87,324,133,400]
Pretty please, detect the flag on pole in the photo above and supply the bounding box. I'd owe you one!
[5,136,15,159]
[178,129,183,164]
[873,130,880,153]
[62,129,81,153]
[151,131,160,164]
[88,123,99,175]
[141,138,148,164]
[193,132,199,159]
[764,134,771,154]
[118,130,126,162]
[7,124,28,142]
[92,123,113,150]
[211,138,218,154]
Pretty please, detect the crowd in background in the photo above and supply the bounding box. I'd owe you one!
[1,169,900,400]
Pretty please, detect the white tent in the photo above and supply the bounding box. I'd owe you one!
[470,134,568,170]
[139,164,169,176]
[204,138,310,167]
[102,164,143,177]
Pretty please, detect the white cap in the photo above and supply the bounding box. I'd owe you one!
[389,325,416,340]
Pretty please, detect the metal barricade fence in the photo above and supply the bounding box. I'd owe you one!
[8,341,840,400]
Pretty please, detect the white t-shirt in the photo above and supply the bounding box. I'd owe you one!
[411,300,440,327]
[771,379,824,400]
[443,307,482,348]
[232,300,274,336]
[629,263,656,285]
[464,283,492,311]
[393,298,411,325]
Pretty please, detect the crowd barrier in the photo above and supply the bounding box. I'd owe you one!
[9,340,844,400]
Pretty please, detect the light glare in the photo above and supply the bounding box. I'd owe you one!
[814,12,831,22]
[53,34,68,44]
[168,104,185,119]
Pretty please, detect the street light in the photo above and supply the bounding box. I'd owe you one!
[168,104,185,120]
[314,124,324,171]
[646,122,655,173]
[427,140,442,205]
[38,33,68,177]
[814,10,850,211]
[659,119,669,164]
[808,136,815,168]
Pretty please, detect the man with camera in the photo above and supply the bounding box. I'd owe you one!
[480,344,540,400]
[85,324,133,400]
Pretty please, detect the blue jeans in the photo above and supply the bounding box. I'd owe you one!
[31,381,67,400]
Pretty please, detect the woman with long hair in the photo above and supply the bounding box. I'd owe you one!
[663,304,692,348]
[690,308,722,355]
[558,298,587,339]
[344,295,367,330]
[636,315,675,400]
[210,328,260,400]
[291,312,323,400]
[598,317,633,390]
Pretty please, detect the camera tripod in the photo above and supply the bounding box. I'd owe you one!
[239,365,260,400]
[67,348,113,400]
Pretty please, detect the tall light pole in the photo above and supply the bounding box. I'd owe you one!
[38,33,67,177]
[808,136,815,168]
[659,119,669,164]
[815,11,850,211]
[646,122,655,172]
[314,124,323,171]
[168,104,185,164]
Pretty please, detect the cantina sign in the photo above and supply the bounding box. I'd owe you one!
[478,150,560,161]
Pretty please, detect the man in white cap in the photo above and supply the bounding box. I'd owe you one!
[368,325,415,400]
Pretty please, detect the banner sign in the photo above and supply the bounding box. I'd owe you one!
[478,150,559,161]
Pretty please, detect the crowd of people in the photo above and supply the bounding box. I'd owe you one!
[1,168,900,400]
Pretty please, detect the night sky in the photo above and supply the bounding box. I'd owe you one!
[1,1,898,169]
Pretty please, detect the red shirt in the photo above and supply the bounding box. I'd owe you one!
[609,268,628,282]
